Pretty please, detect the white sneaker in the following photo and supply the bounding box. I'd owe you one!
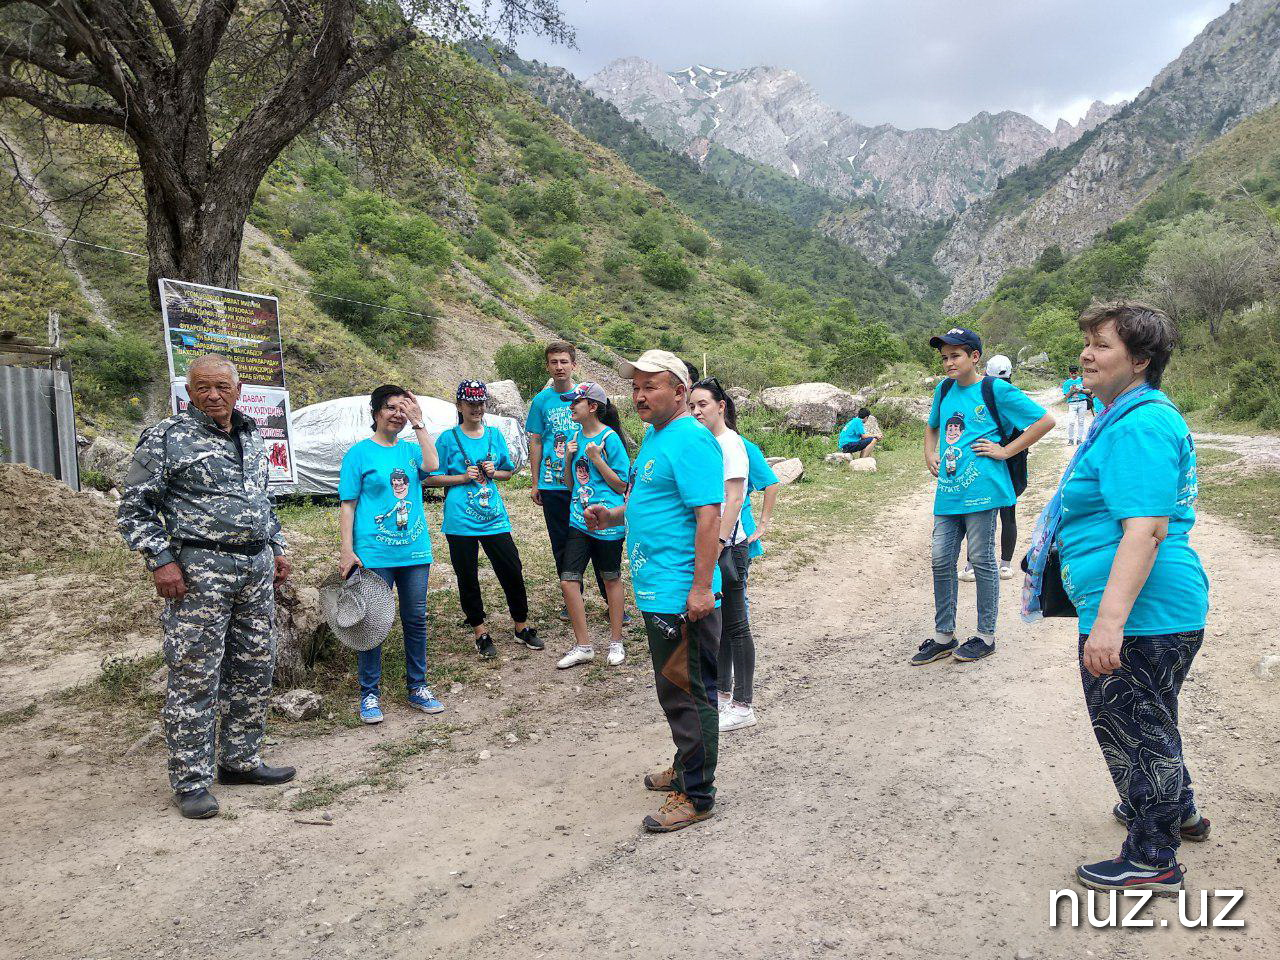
[556,645,594,669]
[717,693,732,713]
[606,642,625,666]
[958,566,976,583]
[719,703,757,732]
[999,564,1014,580]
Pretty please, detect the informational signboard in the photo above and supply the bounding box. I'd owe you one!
[159,279,285,387]
[171,383,297,486]
[160,278,295,488]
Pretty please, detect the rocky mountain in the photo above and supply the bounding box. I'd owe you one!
[935,0,1280,312]
[585,58,1119,263]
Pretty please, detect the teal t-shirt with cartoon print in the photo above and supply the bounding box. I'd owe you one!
[927,377,1045,515]
[1057,392,1209,635]
[567,425,630,541]
[526,386,576,491]
[433,426,514,536]
[338,438,433,567]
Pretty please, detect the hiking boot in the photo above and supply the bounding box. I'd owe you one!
[176,788,220,820]
[1113,802,1211,841]
[217,763,297,786]
[515,627,544,651]
[476,634,498,660]
[643,766,678,792]
[1076,856,1184,893]
[953,636,996,662]
[642,792,714,833]
[557,645,594,669]
[910,637,957,666]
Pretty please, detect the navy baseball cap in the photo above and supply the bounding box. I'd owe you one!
[929,327,983,353]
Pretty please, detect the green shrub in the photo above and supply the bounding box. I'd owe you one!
[678,229,710,256]
[1222,356,1280,424]
[495,342,550,399]
[371,215,454,269]
[599,318,643,354]
[69,329,158,400]
[538,238,583,276]
[724,260,765,295]
[824,320,903,389]
[294,230,354,273]
[480,203,512,235]
[81,468,112,492]
[463,227,500,261]
[540,180,581,222]
[506,183,540,220]
[601,247,629,274]
[641,248,694,291]
[629,215,668,253]
[685,307,717,334]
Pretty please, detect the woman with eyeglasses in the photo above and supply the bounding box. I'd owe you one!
[426,380,540,661]
[688,377,757,732]
[337,385,442,724]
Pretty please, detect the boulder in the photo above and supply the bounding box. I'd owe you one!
[273,582,325,687]
[485,379,526,420]
[849,457,878,473]
[825,452,854,465]
[1254,654,1280,680]
[81,435,135,488]
[272,689,322,722]
[760,382,863,435]
[1020,351,1052,375]
[764,456,786,466]
[772,458,804,486]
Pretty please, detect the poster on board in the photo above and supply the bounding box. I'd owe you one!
[159,279,286,388]
[171,382,297,486]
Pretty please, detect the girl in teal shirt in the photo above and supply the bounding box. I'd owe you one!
[426,381,539,660]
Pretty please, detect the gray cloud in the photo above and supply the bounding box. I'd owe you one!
[516,0,1230,129]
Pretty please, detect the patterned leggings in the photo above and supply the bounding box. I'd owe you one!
[1079,629,1204,867]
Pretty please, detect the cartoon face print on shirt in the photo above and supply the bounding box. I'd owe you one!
[575,458,593,507]
[377,467,414,532]
[944,412,965,478]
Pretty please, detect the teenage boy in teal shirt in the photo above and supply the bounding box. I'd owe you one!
[913,328,1055,667]
[526,340,617,619]
[584,349,723,835]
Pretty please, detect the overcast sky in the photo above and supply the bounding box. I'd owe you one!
[516,0,1232,130]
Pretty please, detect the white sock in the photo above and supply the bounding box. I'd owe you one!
[978,633,996,644]
[935,632,955,645]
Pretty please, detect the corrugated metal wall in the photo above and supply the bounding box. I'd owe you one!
[0,365,80,490]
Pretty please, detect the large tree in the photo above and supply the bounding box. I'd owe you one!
[0,0,570,296]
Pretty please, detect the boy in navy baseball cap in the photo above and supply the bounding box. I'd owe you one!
[913,325,1055,668]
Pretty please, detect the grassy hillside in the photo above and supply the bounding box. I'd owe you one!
[952,102,1280,427]
[1,45,939,438]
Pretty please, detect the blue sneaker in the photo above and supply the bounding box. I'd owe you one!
[910,637,957,666]
[1076,857,1184,893]
[359,694,383,725]
[407,687,445,714]
[1113,801,1211,841]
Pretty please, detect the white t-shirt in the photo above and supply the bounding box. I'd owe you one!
[715,429,750,545]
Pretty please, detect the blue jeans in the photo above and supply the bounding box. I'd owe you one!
[931,510,999,637]
[358,564,430,697]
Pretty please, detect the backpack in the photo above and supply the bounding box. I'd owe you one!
[940,376,1028,497]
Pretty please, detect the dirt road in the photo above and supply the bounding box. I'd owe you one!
[2,424,1278,960]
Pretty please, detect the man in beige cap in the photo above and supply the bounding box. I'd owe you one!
[584,350,725,832]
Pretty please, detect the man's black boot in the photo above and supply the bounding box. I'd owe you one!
[176,788,220,819]
[216,763,297,786]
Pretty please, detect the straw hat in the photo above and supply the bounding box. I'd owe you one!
[318,567,395,652]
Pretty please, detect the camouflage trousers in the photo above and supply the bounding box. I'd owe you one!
[160,546,276,794]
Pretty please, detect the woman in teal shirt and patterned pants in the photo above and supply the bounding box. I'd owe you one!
[1046,302,1210,893]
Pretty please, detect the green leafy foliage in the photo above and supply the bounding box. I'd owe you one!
[640,248,694,290]
[538,237,584,275]
[599,318,643,354]
[495,343,550,399]
[463,227,500,261]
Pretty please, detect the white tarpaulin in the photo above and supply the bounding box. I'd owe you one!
[284,394,528,495]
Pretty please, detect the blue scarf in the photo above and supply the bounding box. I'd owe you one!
[1020,382,1155,622]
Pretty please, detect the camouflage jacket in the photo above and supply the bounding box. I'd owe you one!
[118,406,285,568]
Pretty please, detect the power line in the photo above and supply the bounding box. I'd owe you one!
[0,220,442,321]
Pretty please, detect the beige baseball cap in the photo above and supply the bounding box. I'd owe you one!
[619,349,691,390]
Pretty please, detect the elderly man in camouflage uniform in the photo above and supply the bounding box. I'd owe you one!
[119,354,296,819]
